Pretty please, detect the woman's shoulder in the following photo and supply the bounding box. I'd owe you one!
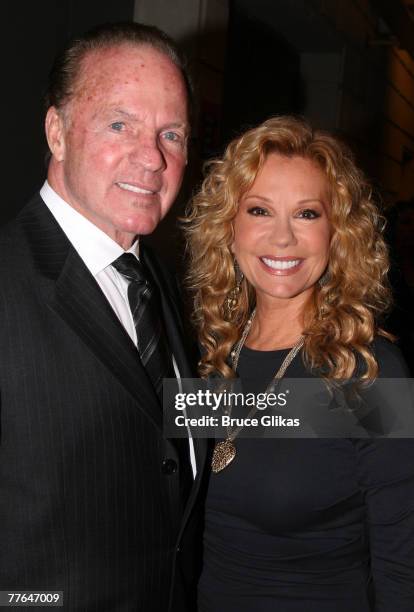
[371,335,410,378]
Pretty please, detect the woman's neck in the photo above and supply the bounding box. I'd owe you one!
[245,296,307,351]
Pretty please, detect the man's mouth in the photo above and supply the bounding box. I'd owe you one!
[116,182,157,195]
[260,257,302,271]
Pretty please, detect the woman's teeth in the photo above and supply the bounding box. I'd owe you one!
[261,257,301,270]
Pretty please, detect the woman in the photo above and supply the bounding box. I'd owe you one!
[185,116,414,611]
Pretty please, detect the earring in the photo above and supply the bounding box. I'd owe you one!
[318,270,332,318]
[318,270,330,288]
[224,260,244,321]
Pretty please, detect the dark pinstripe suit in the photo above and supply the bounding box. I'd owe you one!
[0,194,207,611]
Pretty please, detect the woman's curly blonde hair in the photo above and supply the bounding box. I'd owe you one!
[184,116,392,380]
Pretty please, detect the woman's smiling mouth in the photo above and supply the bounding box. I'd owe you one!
[260,256,303,273]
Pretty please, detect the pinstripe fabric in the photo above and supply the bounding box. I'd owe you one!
[0,195,207,612]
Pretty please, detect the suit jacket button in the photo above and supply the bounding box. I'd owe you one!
[162,458,178,475]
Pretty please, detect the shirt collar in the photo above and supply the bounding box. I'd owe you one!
[40,180,139,276]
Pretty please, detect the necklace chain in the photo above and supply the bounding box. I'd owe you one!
[228,308,304,441]
[211,309,304,473]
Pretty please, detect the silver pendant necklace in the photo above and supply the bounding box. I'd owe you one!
[211,309,304,474]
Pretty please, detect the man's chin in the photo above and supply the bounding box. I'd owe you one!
[129,219,160,237]
[115,215,161,242]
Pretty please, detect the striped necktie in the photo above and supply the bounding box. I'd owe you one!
[112,253,172,397]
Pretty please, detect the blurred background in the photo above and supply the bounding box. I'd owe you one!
[3,0,414,367]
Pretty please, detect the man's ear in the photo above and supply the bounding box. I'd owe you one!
[45,107,66,162]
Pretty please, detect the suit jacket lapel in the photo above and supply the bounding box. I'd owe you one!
[20,196,162,432]
[142,246,194,379]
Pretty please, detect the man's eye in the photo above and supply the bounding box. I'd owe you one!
[163,131,180,142]
[298,208,320,219]
[110,122,125,131]
[247,206,269,216]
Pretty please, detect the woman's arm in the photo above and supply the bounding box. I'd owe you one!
[353,437,414,611]
[354,337,414,610]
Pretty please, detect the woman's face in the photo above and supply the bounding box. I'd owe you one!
[232,153,331,309]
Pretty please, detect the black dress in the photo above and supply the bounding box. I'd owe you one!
[198,338,414,611]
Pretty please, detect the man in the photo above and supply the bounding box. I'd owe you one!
[0,22,205,611]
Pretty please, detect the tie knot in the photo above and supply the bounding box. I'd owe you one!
[112,253,147,285]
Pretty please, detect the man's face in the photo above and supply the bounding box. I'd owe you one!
[46,44,189,249]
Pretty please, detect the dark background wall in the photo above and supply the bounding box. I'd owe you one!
[2,0,134,226]
[223,5,305,143]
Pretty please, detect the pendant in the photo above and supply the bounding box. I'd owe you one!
[211,439,236,473]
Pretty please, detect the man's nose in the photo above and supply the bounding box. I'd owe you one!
[129,135,166,172]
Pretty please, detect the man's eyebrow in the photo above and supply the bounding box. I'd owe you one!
[161,122,189,134]
[94,108,139,122]
[112,108,138,120]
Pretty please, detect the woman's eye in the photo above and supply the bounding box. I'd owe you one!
[247,206,269,216]
[298,208,320,219]
[110,122,125,131]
